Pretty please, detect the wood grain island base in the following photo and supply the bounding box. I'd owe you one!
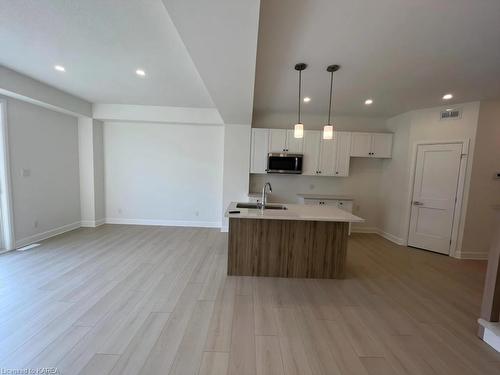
[228,218,349,278]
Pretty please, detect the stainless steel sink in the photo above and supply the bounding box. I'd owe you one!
[236,203,287,210]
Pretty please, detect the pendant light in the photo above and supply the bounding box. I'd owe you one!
[323,64,340,140]
[293,63,307,138]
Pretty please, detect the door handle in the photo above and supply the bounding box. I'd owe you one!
[413,201,424,206]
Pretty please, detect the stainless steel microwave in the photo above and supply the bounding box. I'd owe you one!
[267,153,303,174]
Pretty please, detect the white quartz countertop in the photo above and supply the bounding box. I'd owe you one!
[297,193,354,201]
[225,202,364,223]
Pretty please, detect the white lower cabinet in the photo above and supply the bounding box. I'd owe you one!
[303,198,353,234]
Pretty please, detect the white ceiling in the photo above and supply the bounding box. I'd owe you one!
[0,0,214,107]
[253,0,500,118]
[162,0,261,124]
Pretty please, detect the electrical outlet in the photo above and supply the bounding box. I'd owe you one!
[21,168,30,177]
[118,208,122,214]
[33,220,38,228]
[309,184,315,190]
[195,211,200,217]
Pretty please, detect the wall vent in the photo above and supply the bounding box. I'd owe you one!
[440,108,462,120]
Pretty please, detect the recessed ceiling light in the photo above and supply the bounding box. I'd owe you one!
[54,65,65,72]
[136,69,146,77]
[364,99,373,105]
[303,97,311,103]
[442,93,453,100]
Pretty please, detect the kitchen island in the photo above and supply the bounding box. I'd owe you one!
[225,202,364,279]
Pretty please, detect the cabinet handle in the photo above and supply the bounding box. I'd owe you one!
[335,171,339,174]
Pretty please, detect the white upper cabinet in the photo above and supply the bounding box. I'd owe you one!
[350,132,393,158]
[302,131,321,176]
[269,129,287,152]
[334,131,352,176]
[250,128,269,174]
[371,133,393,158]
[286,130,304,153]
[249,128,392,176]
[318,137,337,176]
[350,132,373,157]
[269,129,303,153]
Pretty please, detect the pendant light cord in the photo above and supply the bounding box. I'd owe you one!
[327,70,334,125]
[298,69,302,124]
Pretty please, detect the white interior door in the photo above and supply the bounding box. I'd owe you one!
[408,143,463,255]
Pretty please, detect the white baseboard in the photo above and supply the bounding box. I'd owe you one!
[478,319,500,352]
[350,226,378,234]
[351,226,406,246]
[105,218,221,229]
[457,251,489,260]
[15,221,82,248]
[81,218,106,228]
[377,230,406,245]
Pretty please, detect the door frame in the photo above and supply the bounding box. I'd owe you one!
[403,139,469,258]
[0,98,16,251]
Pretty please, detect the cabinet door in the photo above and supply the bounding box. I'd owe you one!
[371,133,393,158]
[334,131,351,176]
[350,132,373,157]
[269,129,288,152]
[318,137,337,176]
[302,131,321,175]
[250,128,269,173]
[286,130,304,153]
[336,200,353,212]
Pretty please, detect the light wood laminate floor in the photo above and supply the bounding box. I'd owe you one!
[1,225,499,374]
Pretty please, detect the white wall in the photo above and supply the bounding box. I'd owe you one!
[104,121,224,227]
[93,120,105,222]
[378,102,481,254]
[378,112,412,242]
[461,100,500,258]
[78,118,105,227]
[5,97,81,246]
[221,124,251,230]
[253,112,388,132]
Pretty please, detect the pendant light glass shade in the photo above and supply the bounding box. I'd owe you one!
[323,125,333,139]
[323,65,340,140]
[292,63,307,139]
[294,123,304,138]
